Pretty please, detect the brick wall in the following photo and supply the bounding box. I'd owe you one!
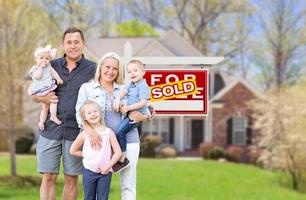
[212,82,259,147]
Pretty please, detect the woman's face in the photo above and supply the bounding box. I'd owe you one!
[99,58,119,83]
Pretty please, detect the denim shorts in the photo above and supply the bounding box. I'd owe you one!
[36,135,82,175]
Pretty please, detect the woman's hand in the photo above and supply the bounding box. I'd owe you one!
[128,111,147,123]
[83,125,102,149]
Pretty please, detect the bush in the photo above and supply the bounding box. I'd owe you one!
[155,144,177,158]
[140,135,162,157]
[208,146,227,160]
[15,126,35,154]
[199,142,215,159]
[226,146,245,163]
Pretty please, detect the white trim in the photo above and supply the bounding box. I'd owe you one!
[130,56,224,65]
[211,78,264,102]
[211,102,224,109]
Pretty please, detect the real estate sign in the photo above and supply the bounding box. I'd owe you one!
[144,69,209,115]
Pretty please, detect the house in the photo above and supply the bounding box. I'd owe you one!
[84,30,262,153]
[23,30,261,154]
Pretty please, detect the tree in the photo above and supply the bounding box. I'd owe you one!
[250,0,306,89]
[115,19,159,37]
[0,0,59,176]
[251,79,306,191]
[124,0,254,74]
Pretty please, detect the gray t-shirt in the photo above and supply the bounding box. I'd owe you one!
[105,111,139,143]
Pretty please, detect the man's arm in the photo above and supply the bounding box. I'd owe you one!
[32,92,58,104]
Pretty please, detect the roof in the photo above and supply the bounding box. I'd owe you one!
[84,30,203,59]
[211,78,263,102]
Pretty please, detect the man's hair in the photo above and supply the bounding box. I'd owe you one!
[128,59,145,69]
[62,26,84,42]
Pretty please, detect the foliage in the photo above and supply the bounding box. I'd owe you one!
[0,0,60,176]
[208,146,228,160]
[155,144,177,158]
[15,126,35,154]
[115,19,159,37]
[198,142,215,159]
[140,135,162,157]
[250,0,306,89]
[226,145,245,163]
[250,79,306,191]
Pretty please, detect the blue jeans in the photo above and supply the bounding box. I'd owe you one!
[82,168,112,200]
[116,116,140,152]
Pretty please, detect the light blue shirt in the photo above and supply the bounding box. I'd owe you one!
[75,81,140,143]
[127,79,150,114]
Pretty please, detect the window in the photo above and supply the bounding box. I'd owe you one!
[228,117,248,145]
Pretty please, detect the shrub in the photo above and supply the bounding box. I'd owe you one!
[15,126,35,154]
[199,142,215,159]
[226,146,245,163]
[208,146,227,160]
[140,135,162,157]
[155,144,177,158]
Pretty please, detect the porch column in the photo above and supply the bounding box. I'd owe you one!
[179,116,184,151]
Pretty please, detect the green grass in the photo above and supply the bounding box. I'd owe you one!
[0,155,305,200]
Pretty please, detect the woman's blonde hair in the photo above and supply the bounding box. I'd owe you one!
[79,100,105,127]
[94,52,124,84]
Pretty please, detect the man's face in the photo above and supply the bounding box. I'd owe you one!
[62,32,84,61]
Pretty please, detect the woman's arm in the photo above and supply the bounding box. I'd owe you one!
[100,130,122,174]
[121,99,148,114]
[70,132,85,157]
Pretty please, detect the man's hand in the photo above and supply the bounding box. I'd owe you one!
[32,92,58,104]
[128,111,146,123]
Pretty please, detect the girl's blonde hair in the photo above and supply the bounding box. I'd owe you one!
[79,100,105,127]
[94,52,124,84]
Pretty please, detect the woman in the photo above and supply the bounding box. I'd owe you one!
[75,52,149,200]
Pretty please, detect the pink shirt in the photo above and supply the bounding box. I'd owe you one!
[82,128,113,173]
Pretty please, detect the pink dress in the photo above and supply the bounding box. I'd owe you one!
[82,128,113,173]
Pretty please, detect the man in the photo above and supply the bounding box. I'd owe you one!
[33,27,96,200]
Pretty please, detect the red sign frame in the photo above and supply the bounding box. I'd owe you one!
[144,69,209,115]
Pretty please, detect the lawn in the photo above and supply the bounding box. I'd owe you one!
[0,155,305,200]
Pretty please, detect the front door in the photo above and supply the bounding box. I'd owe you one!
[191,120,204,148]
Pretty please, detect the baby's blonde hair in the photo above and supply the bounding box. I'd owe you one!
[79,100,105,127]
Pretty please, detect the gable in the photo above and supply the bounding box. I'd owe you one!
[136,40,175,56]
[211,78,263,103]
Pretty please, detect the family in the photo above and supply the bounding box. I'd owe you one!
[29,26,152,200]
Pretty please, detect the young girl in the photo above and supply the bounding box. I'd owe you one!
[28,44,63,130]
[70,100,121,200]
